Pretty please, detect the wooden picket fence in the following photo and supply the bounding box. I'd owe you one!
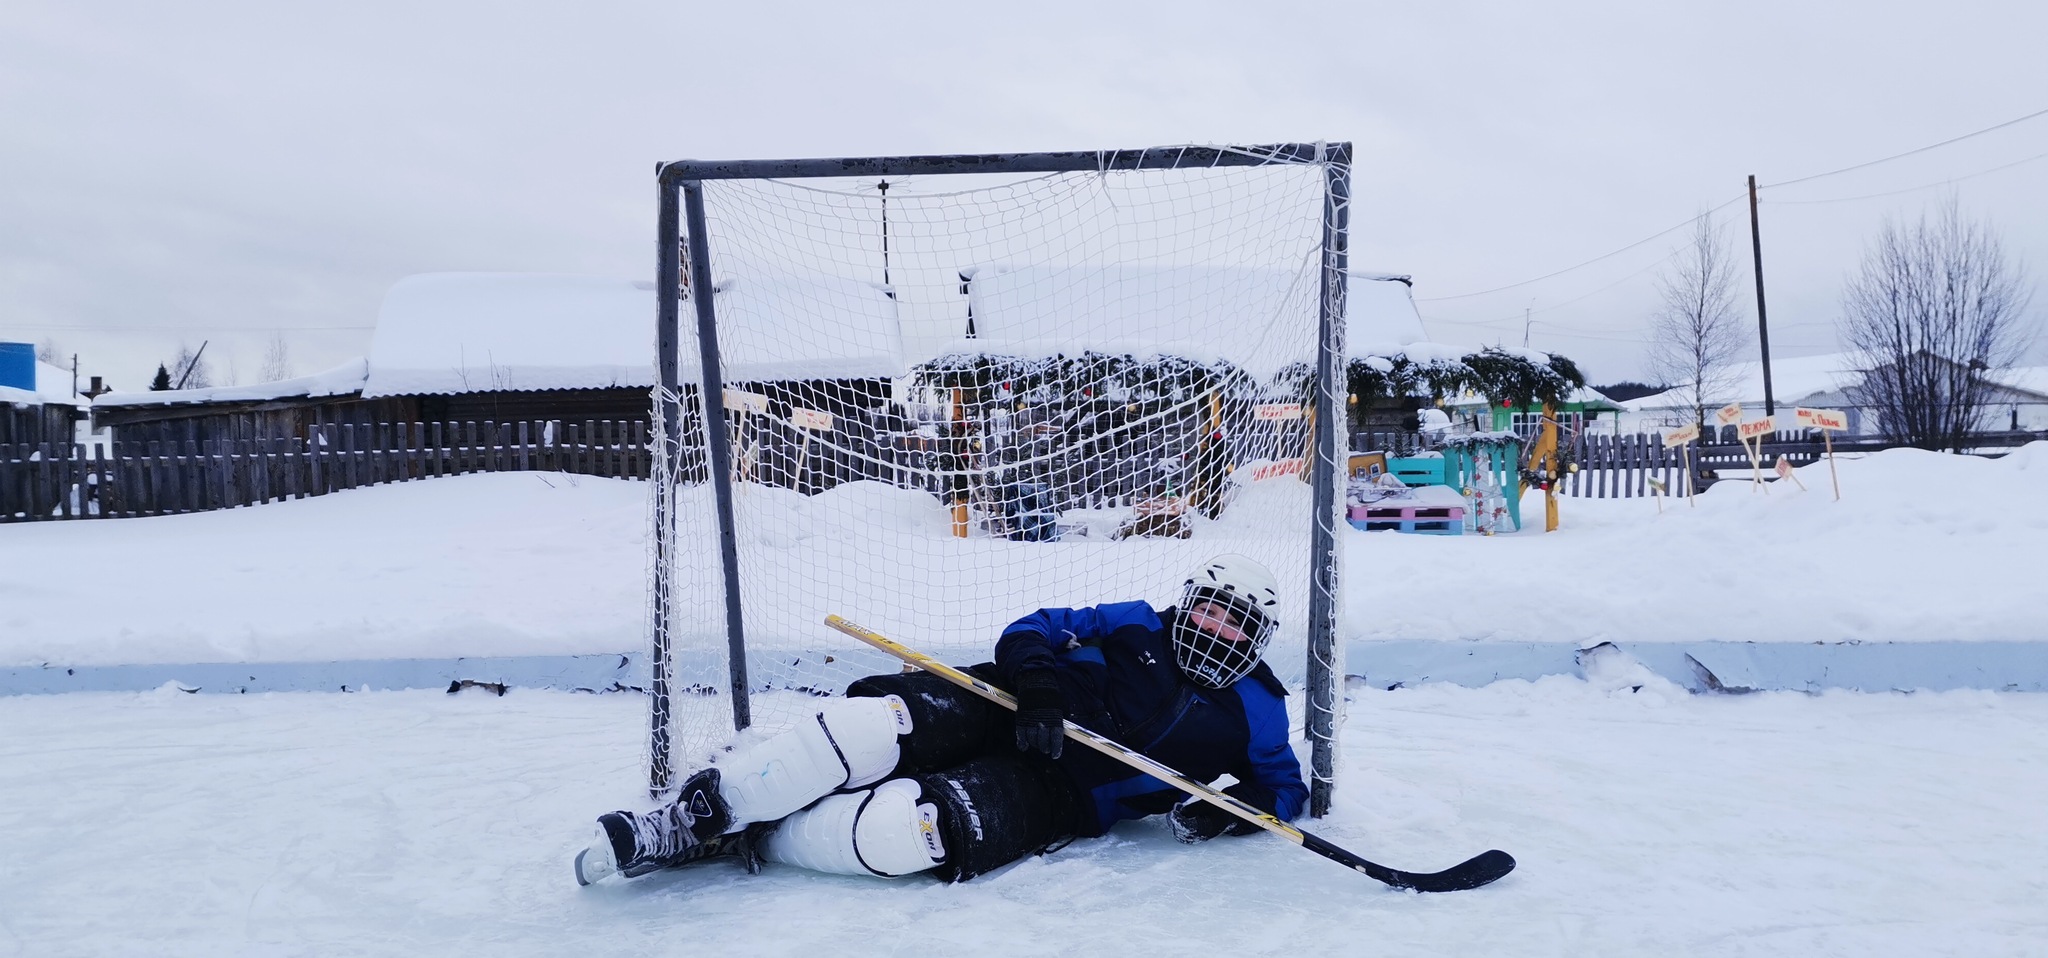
[1555,431,1830,498]
[16,421,2024,522]
[1,420,648,522]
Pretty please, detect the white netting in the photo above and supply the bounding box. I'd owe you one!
[649,151,1343,778]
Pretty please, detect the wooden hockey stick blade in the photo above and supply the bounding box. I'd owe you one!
[824,615,1516,892]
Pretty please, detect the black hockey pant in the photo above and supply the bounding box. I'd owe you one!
[845,669,1085,881]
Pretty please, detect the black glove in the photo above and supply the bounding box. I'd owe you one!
[1011,669,1065,759]
[1169,784,1269,844]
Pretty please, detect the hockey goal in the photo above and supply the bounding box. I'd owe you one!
[648,145,1351,815]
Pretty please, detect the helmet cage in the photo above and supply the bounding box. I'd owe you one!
[1171,585,1276,689]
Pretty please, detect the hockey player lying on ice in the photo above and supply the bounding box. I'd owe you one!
[576,554,1306,885]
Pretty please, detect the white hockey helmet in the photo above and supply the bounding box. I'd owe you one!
[1171,554,1281,688]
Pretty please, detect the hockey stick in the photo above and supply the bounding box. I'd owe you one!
[824,615,1516,893]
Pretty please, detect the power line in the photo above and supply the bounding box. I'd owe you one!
[1423,247,1684,330]
[1759,105,2048,190]
[3,323,374,331]
[1415,194,1746,303]
[1416,104,2048,304]
[1762,148,2048,205]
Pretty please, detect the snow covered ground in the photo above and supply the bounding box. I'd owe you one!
[3,445,2045,954]
[3,443,2044,670]
[4,679,2044,956]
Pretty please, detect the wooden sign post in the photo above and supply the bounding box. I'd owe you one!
[1712,403,1745,491]
[1662,422,1700,507]
[788,406,834,493]
[1795,407,1848,500]
[1647,475,1667,513]
[1773,455,1807,491]
[723,387,771,483]
[1737,415,1776,492]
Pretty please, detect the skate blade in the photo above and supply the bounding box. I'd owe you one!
[573,845,619,886]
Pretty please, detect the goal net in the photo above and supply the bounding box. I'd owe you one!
[648,145,1350,812]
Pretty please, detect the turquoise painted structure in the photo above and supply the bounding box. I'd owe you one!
[1385,456,1445,486]
[1385,437,1523,531]
[1443,438,1523,531]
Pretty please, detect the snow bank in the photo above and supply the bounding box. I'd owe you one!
[2,444,2043,671]
[1346,442,2048,645]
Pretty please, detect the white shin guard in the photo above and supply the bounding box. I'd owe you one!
[715,695,912,827]
[761,778,947,877]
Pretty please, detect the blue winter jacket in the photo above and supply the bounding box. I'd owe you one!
[994,601,1307,837]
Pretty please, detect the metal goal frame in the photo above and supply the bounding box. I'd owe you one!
[649,144,1351,815]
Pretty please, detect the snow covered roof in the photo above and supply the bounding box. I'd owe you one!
[1996,365,2048,398]
[1625,352,1862,411]
[0,360,87,407]
[1566,385,1625,411]
[1626,353,2048,411]
[361,273,905,399]
[92,359,369,409]
[949,264,1425,379]
[1346,273,1429,352]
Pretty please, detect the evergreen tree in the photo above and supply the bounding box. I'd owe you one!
[150,364,172,391]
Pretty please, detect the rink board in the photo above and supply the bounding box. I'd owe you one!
[4,641,2045,696]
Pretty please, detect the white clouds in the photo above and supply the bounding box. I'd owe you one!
[2,0,2044,388]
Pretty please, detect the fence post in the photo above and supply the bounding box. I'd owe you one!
[632,420,647,479]
[180,440,199,514]
[307,427,322,495]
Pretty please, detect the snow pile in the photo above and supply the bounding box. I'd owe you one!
[1345,443,2048,646]
[3,444,2044,670]
[0,472,648,667]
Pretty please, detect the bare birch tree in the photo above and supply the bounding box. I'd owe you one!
[1646,214,1747,428]
[1840,198,2034,451]
[260,332,294,382]
[169,342,212,390]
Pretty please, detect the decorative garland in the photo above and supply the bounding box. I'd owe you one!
[1515,416,1582,492]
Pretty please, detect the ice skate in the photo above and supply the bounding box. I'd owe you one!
[574,769,732,885]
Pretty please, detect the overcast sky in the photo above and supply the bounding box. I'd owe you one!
[4,0,2045,392]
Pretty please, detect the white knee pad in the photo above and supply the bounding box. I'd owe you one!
[761,778,946,877]
[715,695,912,827]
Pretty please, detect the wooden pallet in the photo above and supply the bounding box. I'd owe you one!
[1346,501,1465,535]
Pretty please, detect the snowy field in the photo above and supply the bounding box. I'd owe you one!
[4,679,2044,957]
[3,443,2045,670]
[3,444,2045,955]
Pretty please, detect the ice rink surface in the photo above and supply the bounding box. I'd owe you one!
[6,678,2044,957]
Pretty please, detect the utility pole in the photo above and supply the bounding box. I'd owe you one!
[174,340,209,390]
[1522,307,1533,347]
[1746,175,1776,415]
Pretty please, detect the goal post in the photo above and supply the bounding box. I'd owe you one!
[649,144,1351,817]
